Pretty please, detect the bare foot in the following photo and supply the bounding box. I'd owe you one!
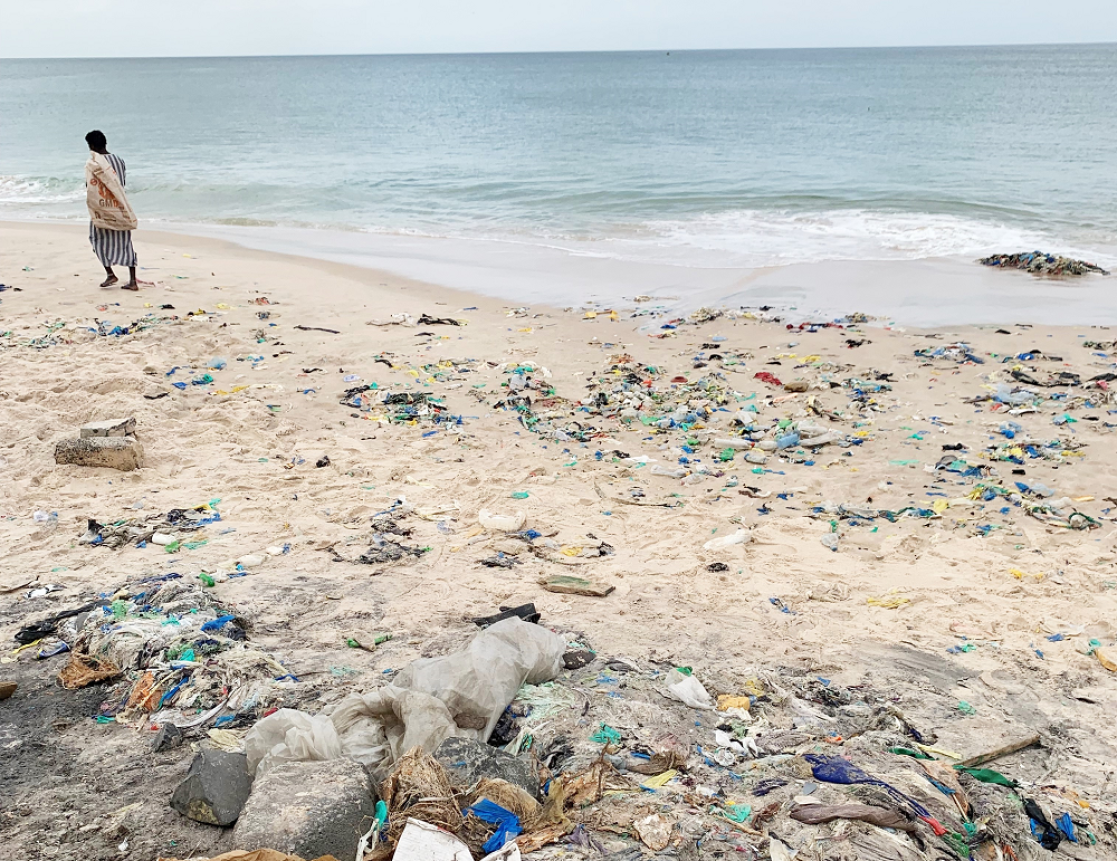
[100,275,119,288]
[121,282,139,291]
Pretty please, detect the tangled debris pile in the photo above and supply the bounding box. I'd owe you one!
[19,573,302,732]
[979,252,1110,277]
[80,502,222,550]
[127,614,1117,861]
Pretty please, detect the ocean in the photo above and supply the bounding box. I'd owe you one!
[2,46,1116,318]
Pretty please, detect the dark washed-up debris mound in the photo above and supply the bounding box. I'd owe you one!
[979,251,1110,277]
[357,537,428,564]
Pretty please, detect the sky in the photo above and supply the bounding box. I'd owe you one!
[2,0,1116,58]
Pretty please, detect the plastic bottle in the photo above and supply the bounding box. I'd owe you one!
[33,510,58,531]
[703,529,752,551]
[776,431,801,450]
[820,533,840,552]
[651,465,687,478]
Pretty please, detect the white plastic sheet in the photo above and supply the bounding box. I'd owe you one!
[245,708,342,777]
[664,668,716,710]
[243,618,566,776]
[393,818,522,861]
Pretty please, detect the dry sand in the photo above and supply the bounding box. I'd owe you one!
[2,220,1116,859]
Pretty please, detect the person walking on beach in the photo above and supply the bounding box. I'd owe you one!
[85,129,142,290]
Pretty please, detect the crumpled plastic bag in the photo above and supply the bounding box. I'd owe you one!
[322,690,394,766]
[664,668,715,710]
[394,615,565,740]
[244,618,566,776]
[326,686,456,768]
[245,708,341,777]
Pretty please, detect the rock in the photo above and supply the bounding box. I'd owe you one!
[55,436,144,471]
[562,649,596,670]
[0,681,16,700]
[434,737,540,799]
[233,759,376,860]
[315,455,330,468]
[783,380,809,393]
[152,723,184,752]
[80,417,137,438]
[170,750,253,827]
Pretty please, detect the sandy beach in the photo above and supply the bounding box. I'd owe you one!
[3,219,1117,860]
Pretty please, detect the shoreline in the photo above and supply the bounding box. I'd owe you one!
[3,219,1117,859]
[4,217,1116,327]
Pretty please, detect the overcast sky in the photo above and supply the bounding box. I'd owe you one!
[2,0,1116,58]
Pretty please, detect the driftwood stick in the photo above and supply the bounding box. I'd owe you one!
[961,732,1041,768]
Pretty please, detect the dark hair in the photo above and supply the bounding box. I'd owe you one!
[85,129,107,150]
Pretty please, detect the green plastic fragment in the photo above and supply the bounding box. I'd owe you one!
[940,831,970,858]
[590,723,622,745]
[957,701,977,716]
[952,766,1017,788]
[889,746,934,760]
[198,572,215,588]
[720,803,752,822]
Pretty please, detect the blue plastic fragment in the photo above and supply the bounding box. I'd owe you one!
[465,799,521,852]
[201,614,236,632]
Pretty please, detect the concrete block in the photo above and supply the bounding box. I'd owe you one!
[233,759,376,861]
[55,436,144,471]
[80,417,137,438]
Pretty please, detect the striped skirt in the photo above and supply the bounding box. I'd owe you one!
[89,222,137,267]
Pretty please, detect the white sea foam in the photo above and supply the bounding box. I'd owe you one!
[358,208,1114,270]
[0,176,83,206]
[585,209,1081,268]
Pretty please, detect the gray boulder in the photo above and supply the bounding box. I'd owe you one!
[170,750,253,827]
[233,759,376,860]
[152,723,185,752]
[434,737,540,798]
